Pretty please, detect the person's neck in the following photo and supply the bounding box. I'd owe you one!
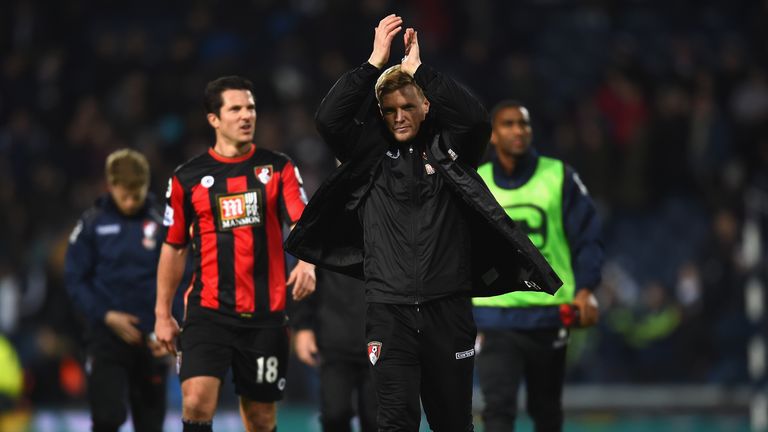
[497,152,521,175]
[397,124,430,150]
[213,140,253,158]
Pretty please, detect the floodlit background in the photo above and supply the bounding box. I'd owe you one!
[0,0,766,430]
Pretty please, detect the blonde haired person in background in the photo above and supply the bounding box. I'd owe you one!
[65,148,173,432]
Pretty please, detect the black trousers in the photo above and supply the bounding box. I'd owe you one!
[319,357,377,432]
[477,328,567,432]
[85,329,168,432]
[366,295,477,432]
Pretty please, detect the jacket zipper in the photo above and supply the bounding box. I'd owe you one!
[408,144,421,305]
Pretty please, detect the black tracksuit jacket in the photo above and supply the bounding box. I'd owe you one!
[285,62,562,299]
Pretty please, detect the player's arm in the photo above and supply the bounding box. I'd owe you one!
[155,174,192,354]
[280,161,316,301]
[287,211,316,301]
[155,243,187,354]
[562,166,604,327]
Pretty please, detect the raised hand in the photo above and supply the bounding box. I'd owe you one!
[368,14,403,69]
[400,28,422,77]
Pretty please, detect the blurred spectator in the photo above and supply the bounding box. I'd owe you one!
[0,333,27,432]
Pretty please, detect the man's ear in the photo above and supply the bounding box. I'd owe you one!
[490,128,499,146]
[422,98,430,116]
[207,113,219,129]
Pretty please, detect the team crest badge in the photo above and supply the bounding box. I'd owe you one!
[254,165,273,184]
[142,220,158,249]
[367,341,382,366]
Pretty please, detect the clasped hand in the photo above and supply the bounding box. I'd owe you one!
[367,14,422,76]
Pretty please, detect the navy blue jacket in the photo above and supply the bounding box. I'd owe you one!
[474,149,604,329]
[65,193,165,335]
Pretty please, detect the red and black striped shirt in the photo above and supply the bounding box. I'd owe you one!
[164,145,307,327]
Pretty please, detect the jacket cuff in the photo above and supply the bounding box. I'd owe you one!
[572,272,602,295]
[93,305,110,325]
[361,61,382,74]
[413,64,437,88]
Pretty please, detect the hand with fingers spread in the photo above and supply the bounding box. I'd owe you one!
[288,259,316,301]
[368,14,403,69]
[400,28,422,77]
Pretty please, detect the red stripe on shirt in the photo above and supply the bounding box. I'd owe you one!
[265,172,285,312]
[191,183,219,309]
[227,176,255,313]
[165,176,188,244]
[280,162,306,223]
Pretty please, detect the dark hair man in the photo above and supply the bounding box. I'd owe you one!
[473,101,604,432]
[154,75,316,432]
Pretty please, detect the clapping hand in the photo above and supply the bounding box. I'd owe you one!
[368,14,403,69]
[400,27,422,76]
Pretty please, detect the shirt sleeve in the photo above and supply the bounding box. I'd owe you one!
[64,216,112,324]
[279,160,308,225]
[164,175,191,246]
[562,165,604,290]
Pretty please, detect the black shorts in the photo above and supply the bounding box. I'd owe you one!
[178,319,289,402]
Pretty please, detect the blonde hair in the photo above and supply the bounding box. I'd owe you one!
[375,65,425,103]
[105,149,150,189]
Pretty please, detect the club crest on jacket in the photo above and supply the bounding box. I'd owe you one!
[367,341,382,365]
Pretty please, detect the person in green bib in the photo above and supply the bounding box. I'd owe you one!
[473,101,604,432]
